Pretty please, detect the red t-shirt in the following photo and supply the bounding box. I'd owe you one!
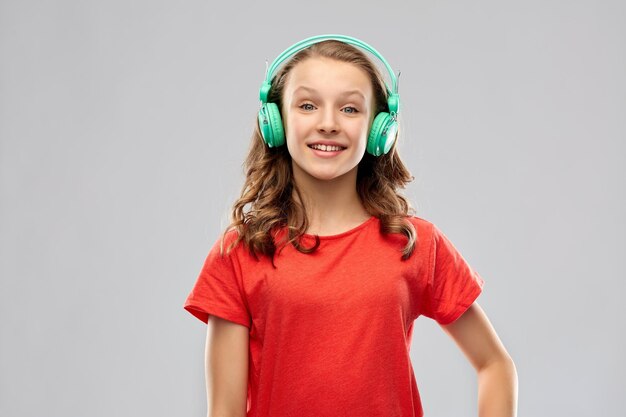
[183,215,484,417]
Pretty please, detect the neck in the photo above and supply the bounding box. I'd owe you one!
[291,164,371,235]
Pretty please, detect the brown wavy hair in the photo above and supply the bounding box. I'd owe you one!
[220,40,418,265]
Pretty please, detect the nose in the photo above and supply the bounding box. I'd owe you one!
[317,107,340,135]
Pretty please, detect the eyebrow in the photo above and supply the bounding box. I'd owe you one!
[292,85,366,100]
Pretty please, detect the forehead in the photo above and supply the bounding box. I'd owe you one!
[284,57,373,98]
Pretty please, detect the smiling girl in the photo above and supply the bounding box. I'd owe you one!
[184,34,518,417]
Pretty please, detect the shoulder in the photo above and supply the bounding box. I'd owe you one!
[405,215,437,236]
[205,227,245,260]
[220,227,242,245]
[200,227,260,273]
[213,226,269,264]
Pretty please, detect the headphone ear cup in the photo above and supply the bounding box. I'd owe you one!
[258,103,285,147]
[367,112,398,156]
[267,103,285,146]
[265,103,285,147]
[258,104,274,146]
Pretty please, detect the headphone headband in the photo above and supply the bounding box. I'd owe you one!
[259,34,399,115]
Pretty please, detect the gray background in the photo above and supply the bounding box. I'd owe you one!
[1,0,624,416]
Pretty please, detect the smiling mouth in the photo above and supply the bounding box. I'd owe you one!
[307,144,347,152]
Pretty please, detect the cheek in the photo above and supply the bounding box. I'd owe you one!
[281,110,293,138]
[284,114,306,150]
[351,118,371,139]
[283,114,296,139]
[284,112,312,138]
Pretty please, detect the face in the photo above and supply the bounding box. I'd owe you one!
[281,56,375,185]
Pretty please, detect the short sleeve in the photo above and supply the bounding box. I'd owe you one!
[183,233,252,328]
[420,223,485,325]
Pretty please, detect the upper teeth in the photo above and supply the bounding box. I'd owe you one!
[310,144,344,152]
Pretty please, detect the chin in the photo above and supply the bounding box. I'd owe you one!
[311,174,342,182]
[291,157,358,182]
[308,167,354,182]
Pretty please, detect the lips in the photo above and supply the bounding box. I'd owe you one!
[308,143,346,152]
[307,139,347,149]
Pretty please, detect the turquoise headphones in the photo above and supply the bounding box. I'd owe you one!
[258,34,400,157]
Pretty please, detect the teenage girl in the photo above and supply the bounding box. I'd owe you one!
[184,34,518,417]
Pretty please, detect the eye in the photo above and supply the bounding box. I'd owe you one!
[299,103,316,111]
[342,106,359,114]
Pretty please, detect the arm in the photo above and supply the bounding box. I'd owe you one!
[205,314,249,417]
[440,302,518,417]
